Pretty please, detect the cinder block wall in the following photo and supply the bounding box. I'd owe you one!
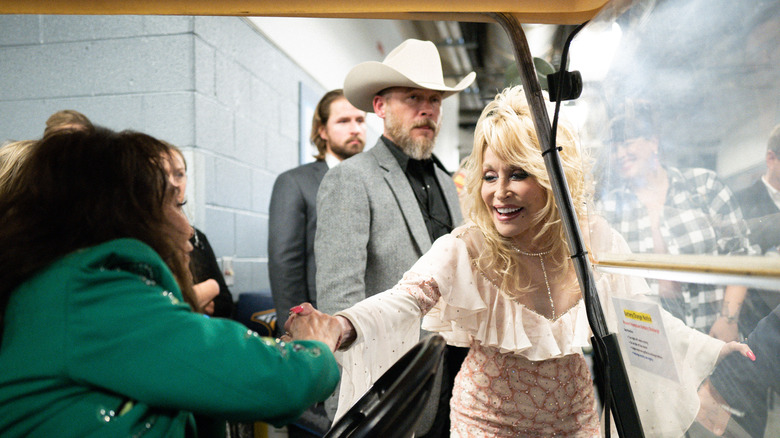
[0,15,326,299]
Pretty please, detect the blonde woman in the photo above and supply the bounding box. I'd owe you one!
[287,86,752,437]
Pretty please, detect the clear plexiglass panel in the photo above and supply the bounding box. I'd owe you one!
[566,0,780,436]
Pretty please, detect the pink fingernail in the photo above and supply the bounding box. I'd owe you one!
[290,305,304,314]
[747,351,756,361]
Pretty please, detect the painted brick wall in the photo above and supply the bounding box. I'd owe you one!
[0,14,326,300]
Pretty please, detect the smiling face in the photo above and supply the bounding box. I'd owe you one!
[615,136,659,180]
[480,147,547,246]
[374,87,442,159]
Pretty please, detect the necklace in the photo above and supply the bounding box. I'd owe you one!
[511,245,555,319]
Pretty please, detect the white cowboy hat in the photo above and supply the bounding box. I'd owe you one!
[344,39,477,113]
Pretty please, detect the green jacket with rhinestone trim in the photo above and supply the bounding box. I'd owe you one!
[0,238,339,438]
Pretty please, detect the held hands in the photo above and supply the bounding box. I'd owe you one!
[283,303,346,353]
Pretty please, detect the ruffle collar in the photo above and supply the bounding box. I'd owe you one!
[420,226,594,360]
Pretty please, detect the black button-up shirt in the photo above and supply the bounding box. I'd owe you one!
[382,136,453,242]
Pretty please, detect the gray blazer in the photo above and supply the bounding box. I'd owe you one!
[315,138,463,316]
[268,160,329,329]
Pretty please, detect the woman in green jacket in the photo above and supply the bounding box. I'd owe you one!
[0,128,341,437]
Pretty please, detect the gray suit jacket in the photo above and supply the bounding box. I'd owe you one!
[315,138,463,316]
[268,160,329,330]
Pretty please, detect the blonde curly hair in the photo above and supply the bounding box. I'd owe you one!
[463,86,589,298]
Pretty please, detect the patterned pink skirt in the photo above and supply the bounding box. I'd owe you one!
[450,344,601,437]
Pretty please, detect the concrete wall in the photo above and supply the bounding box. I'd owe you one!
[0,15,330,298]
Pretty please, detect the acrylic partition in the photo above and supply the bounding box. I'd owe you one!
[566,0,780,436]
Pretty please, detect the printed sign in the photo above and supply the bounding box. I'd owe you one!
[612,297,679,382]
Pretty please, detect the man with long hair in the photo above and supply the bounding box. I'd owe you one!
[268,89,365,437]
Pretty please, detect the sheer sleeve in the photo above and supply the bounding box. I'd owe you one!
[332,234,465,420]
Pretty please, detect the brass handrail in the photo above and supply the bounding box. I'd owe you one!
[0,0,608,24]
[593,252,780,287]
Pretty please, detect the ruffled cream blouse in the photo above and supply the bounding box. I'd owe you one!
[335,223,724,437]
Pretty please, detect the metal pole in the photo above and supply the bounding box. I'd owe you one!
[488,12,644,437]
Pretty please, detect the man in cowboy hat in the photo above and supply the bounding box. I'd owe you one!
[314,39,475,436]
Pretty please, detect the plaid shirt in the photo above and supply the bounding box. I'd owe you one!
[598,167,754,332]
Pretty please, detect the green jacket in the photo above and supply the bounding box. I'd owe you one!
[0,238,340,437]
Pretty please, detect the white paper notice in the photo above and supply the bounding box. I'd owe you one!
[612,297,680,383]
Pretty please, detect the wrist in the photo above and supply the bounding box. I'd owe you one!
[335,315,356,350]
[719,299,742,324]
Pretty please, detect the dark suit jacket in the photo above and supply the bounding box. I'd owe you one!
[268,160,329,329]
[738,179,779,219]
[736,179,780,253]
[711,304,780,437]
[735,179,780,335]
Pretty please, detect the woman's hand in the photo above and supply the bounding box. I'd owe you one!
[283,303,344,352]
[717,341,755,363]
[192,279,219,314]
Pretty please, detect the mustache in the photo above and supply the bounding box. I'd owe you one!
[347,135,365,145]
[412,119,438,130]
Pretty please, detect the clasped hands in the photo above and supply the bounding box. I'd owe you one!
[282,303,356,352]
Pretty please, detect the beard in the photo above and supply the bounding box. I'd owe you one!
[385,111,439,160]
[329,135,365,161]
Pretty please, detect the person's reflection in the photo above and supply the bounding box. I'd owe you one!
[736,124,780,254]
[598,106,755,342]
[732,124,780,337]
[737,125,780,255]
